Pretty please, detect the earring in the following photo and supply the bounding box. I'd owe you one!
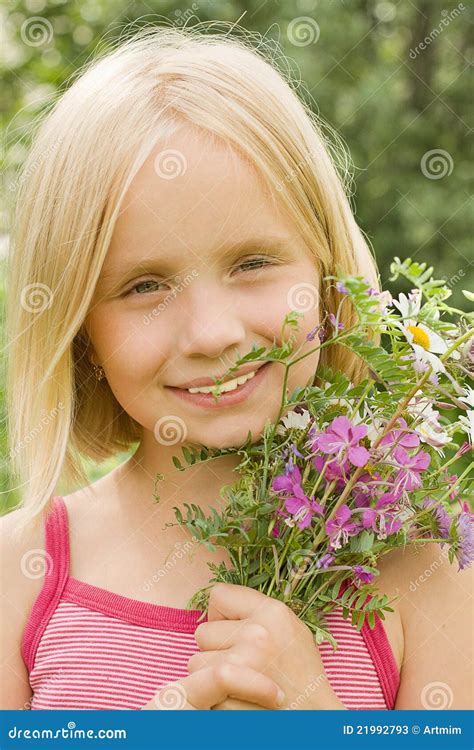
[92,363,106,382]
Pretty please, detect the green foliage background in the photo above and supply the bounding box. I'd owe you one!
[1,0,472,512]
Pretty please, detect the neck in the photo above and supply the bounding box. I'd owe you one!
[113,432,242,524]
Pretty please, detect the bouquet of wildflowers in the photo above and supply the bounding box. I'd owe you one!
[160,257,474,647]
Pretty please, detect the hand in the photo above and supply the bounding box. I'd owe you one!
[187,582,346,710]
[141,664,286,710]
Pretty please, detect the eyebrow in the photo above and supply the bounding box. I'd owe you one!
[100,235,294,284]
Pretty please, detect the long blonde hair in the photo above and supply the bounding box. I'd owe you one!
[6,23,380,534]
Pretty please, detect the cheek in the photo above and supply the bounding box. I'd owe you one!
[249,277,320,335]
[86,307,168,381]
[253,275,321,387]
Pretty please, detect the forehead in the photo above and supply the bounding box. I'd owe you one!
[105,126,297,266]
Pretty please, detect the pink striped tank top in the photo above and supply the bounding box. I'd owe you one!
[21,496,400,710]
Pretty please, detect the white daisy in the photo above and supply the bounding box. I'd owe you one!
[392,291,449,374]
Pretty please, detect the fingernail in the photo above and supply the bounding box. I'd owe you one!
[277,689,286,706]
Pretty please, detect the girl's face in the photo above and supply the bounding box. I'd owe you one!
[85,127,322,451]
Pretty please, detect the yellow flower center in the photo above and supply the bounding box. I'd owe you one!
[407,324,430,350]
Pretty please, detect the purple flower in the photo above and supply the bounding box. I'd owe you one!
[312,415,370,468]
[379,417,420,449]
[336,281,349,294]
[312,453,350,490]
[422,497,451,539]
[272,463,303,493]
[360,491,403,539]
[352,471,383,507]
[272,465,323,530]
[328,312,344,331]
[452,512,474,570]
[316,552,335,569]
[353,565,375,584]
[325,504,360,550]
[306,324,324,342]
[284,485,324,530]
[393,446,431,492]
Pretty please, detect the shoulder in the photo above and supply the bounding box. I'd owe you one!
[377,541,473,709]
[0,507,47,708]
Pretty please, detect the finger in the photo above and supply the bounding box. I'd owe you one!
[188,647,260,674]
[194,619,255,651]
[208,582,272,622]
[155,665,284,710]
[212,698,268,710]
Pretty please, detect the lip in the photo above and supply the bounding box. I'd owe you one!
[171,362,267,389]
[166,362,272,409]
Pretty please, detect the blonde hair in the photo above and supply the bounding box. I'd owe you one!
[6,23,380,533]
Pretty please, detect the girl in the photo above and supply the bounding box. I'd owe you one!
[2,25,471,711]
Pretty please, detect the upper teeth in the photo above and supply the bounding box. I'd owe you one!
[187,370,257,394]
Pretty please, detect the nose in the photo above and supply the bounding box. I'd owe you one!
[177,282,247,360]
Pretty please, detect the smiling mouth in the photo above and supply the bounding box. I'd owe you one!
[166,362,272,407]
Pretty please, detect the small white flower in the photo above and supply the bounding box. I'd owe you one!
[281,409,311,430]
[407,393,450,449]
[459,410,474,445]
[459,386,474,409]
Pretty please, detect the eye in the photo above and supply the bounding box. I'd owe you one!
[126,279,169,296]
[234,257,273,274]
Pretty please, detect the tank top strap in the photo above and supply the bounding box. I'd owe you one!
[336,577,400,709]
[21,496,71,674]
[43,495,70,579]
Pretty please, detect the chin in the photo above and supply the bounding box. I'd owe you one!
[194,419,267,451]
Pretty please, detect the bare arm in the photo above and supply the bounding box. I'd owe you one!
[0,509,44,709]
[388,542,473,709]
